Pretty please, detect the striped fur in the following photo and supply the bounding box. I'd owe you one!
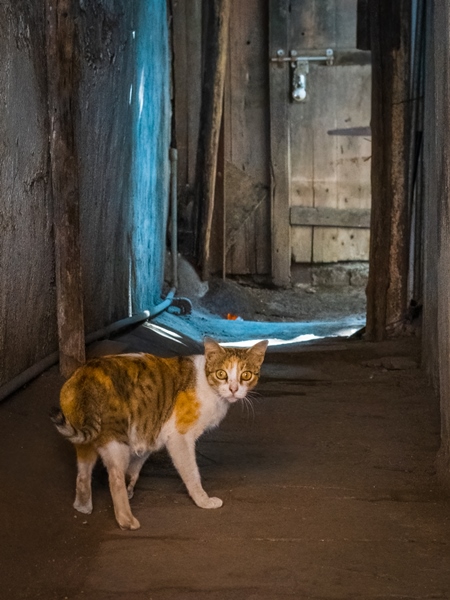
[51,338,268,530]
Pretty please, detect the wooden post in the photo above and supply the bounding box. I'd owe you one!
[196,0,231,280]
[365,0,412,341]
[171,0,202,258]
[269,0,291,287]
[356,0,371,51]
[46,0,86,376]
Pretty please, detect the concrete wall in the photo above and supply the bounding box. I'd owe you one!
[422,0,450,486]
[0,0,171,390]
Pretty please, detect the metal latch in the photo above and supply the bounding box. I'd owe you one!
[270,48,334,102]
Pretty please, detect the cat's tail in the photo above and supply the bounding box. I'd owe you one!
[50,407,101,444]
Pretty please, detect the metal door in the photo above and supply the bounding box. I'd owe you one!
[269,0,371,285]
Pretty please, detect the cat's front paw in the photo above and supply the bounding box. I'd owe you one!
[117,514,141,530]
[196,496,223,509]
[73,499,93,514]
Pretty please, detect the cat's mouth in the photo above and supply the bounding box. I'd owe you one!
[223,393,245,403]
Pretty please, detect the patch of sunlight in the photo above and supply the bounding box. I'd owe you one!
[138,68,145,118]
[220,326,360,348]
[144,322,186,344]
[220,334,320,348]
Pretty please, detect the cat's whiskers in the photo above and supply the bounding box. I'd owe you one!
[241,394,255,422]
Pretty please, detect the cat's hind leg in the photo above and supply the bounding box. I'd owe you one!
[74,443,98,514]
[126,451,150,499]
[166,432,223,509]
[98,441,140,530]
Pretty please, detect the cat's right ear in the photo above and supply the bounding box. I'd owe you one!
[204,337,225,359]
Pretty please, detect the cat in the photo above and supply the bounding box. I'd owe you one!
[51,337,268,530]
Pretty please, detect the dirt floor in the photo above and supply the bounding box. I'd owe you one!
[189,276,367,323]
[2,313,450,599]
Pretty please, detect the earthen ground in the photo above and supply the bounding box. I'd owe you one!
[2,330,450,599]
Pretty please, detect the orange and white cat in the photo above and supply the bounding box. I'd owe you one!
[51,337,268,530]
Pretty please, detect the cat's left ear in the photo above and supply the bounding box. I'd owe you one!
[246,340,269,365]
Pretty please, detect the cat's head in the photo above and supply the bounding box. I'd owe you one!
[203,337,268,402]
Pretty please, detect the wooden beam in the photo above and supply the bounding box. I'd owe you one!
[46,0,85,376]
[366,0,412,341]
[357,0,371,51]
[197,0,231,280]
[269,0,291,287]
[290,207,371,228]
[171,0,202,258]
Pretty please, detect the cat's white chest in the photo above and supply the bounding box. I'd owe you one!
[158,355,229,446]
[192,355,229,433]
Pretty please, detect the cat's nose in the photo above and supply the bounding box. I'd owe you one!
[229,381,239,394]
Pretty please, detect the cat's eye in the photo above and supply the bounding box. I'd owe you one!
[241,371,253,381]
[216,369,227,380]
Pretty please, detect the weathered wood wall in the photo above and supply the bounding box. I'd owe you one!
[172,0,202,257]
[422,0,450,489]
[365,0,412,341]
[0,1,57,386]
[77,0,134,334]
[224,0,271,276]
[0,0,171,391]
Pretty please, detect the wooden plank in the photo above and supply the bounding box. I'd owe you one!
[269,0,291,286]
[287,0,371,266]
[357,0,371,51]
[172,0,202,257]
[197,0,231,279]
[46,0,85,377]
[290,206,371,228]
[366,0,411,341]
[291,228,313,263]
[289,0,335,50]
[312,227,370,262]
[186,0,202,187]
[209,116,225,276]
[334,64,372,212]
[224,0,270,276]
[225,160,269,247]
[171,0,188,194]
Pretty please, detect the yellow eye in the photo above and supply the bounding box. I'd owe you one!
[241,371,252,381]
[216,369,227,380]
